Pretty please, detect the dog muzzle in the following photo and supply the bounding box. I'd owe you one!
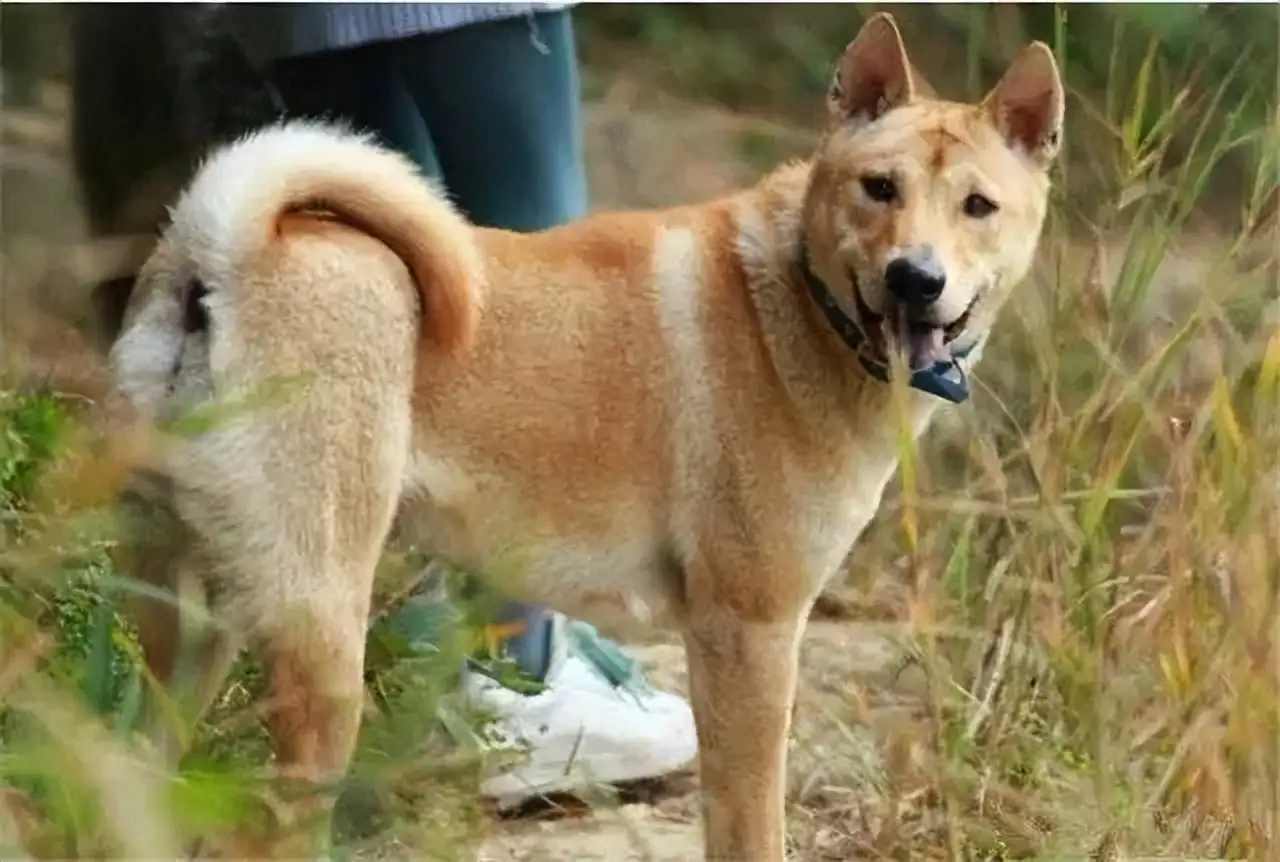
[796,243,980,405]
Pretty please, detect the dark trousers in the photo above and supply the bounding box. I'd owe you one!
[270,10,587,230]
[270,10,587,681]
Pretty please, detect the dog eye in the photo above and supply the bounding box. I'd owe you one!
[860,175,897,204]
[963,193,998,218]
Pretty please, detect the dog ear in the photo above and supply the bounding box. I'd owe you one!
[983,42,1065,166]
[828,12,915,127]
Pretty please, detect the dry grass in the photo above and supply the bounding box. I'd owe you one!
[779,51,1280,859]
[3,8,1279,861]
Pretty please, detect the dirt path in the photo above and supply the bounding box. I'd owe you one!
[472,621,906,861]
[480,813,700,862]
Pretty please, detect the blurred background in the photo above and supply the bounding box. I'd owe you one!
[1,4,1277,860]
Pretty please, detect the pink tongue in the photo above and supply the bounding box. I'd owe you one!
[907,327,949,370]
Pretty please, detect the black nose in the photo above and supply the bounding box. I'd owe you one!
[885,250,946,311]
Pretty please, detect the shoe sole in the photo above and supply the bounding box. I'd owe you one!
[481,745,698,811]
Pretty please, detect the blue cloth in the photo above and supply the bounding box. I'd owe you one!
[267,7,586,680]
[239,2,573,62]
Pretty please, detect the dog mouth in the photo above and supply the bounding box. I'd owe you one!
[851,272,976,371]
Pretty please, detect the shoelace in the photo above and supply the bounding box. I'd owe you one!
[565,621,651,696]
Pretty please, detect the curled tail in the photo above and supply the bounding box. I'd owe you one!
[172,119,482,355]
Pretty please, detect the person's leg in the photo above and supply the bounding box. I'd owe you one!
[390,10,586,683]
[385,11,696,807]
[266,33,556,684]
[269,40,442,179]
[391,10,588,231]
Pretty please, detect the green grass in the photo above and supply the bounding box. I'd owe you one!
[0,391,503,857]
[3,5,1279,860]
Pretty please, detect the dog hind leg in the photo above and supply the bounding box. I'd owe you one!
[254,579,374,858]
[115,469,242,765]
[118,467,390,857]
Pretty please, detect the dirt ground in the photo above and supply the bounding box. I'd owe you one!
[472,620,907,861]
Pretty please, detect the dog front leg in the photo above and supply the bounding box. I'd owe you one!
[683,598,807,861]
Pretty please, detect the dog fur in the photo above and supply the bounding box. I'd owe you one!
[109,14,1064,860]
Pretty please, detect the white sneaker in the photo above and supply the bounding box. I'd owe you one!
[464,622,698,810]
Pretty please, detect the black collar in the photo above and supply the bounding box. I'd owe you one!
[794,239,979,405]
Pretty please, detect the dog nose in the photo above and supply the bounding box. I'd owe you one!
[885,248,946,310]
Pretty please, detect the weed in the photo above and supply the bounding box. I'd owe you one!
[2,5,1277,860]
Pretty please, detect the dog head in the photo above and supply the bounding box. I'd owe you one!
[803,13,1063,374]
